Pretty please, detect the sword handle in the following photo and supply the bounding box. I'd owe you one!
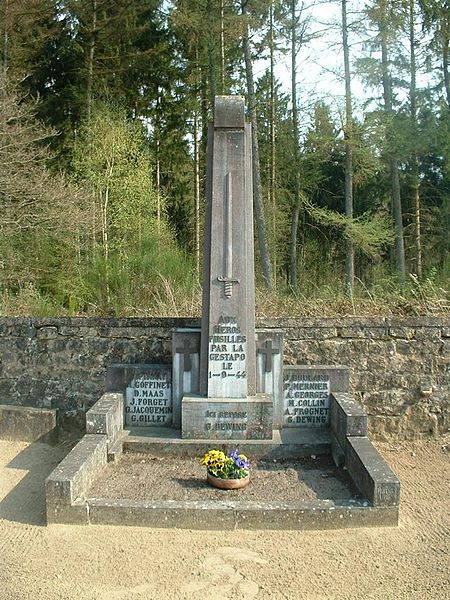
[217,276,240,298]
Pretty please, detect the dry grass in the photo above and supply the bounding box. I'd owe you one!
[255,287,449,318]
[1,272,448,318]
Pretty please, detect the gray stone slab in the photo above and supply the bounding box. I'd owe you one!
[45,434,107,507]
[83,497,398,530]
[182,394,272,440]
[236,501,398,530]
[172,329,201,428]
[283,366,349,428]
[199,97,256,399]
[107,437,123,463]
[107,363,169,391]
[123,427,331,459]
[330,392,368,449]
[345,436,400,506]
[46,498,89,526]
[256,329,283,429]
[88,499,236,530]
[0,404,56,442]
[86,392,123,447]
[214,95,246,129]
[330,432,345,467]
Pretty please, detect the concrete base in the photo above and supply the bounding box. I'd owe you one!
[45,391,400,530]
[46,434,108,524]
[85,498,398,530]
[329,393,400,508]
[45,426,399,529]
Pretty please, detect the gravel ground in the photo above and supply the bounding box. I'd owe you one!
[88,453,360,502]
[0,437,449,600]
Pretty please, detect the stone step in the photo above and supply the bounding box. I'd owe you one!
[120,427,331,459]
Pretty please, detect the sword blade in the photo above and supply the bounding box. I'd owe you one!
[225,172,232,278]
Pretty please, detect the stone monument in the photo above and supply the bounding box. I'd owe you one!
[108,96,349,441]
[46,95,400,530]
[181,96,272,439]
[176,96,347,441]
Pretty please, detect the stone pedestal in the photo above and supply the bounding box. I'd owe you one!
[283,366,349,429]
[107,364,172,428]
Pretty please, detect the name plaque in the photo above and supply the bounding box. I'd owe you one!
[125,368,172,427]
[283,370,330,427]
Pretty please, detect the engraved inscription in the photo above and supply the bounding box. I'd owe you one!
[283,371,330,427]
[125,370,172,427]
[208,315,247,397]
[204,409,248,433]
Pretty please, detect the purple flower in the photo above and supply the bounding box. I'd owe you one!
[228,449,250,470]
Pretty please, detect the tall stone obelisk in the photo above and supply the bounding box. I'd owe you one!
[182,96,272,440]
[199,96,256,398]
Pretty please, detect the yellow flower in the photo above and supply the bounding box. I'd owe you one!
[201,450,226,467]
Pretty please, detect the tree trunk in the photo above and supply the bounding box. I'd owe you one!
[101,187,110,304]
[200,65,209,156]
[155,90,161,232]
[380,1,406,286]
[193,104,200,279]
[289,0,300,290]
[342,0,354,298]
[289,203,300,289]
[86,0,97,120]
[219,0,225,93]
[207,0,216,109]
[241,1,273,289]
[409,0,422,278]
[443,27,450,108]
[156,136,161,228]
[389,156,405,283]
[269,4,277,285]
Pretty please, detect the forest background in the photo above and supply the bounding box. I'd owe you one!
[0,0,448,317]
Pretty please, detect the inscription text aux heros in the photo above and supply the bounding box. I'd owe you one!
[208,315,247,378]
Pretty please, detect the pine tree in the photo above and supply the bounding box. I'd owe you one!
[241,0,273,289]
[341,0,355,297]
[359,0,407,286]
[418,0,450,107]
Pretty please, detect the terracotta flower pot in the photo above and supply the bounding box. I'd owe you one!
[206,472,250,490]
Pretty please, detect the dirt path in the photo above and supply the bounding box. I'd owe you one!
[0,438,449,600]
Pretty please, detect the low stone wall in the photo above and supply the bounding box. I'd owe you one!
[267,316,449,439]
[0,404,57,441]
[0,316,448,439]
